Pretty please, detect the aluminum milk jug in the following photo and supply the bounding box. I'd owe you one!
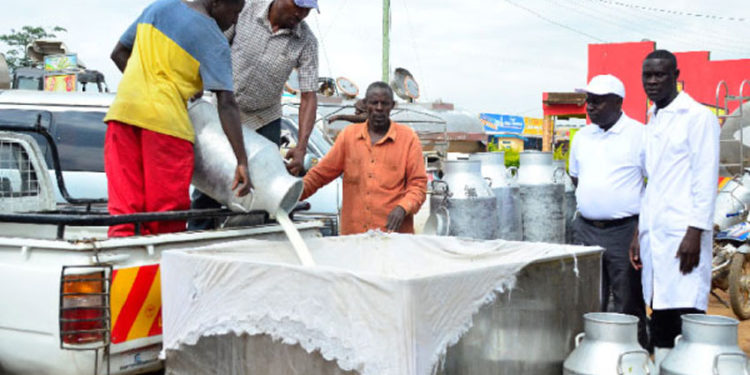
[427,160,498,240]
[554,159,577,244]
[189,99,304,219]
[563,313,653,375]
[661,314,748,375]
[517,151,564,185]
[517,152,564,243]
[714,169,750,231]
[468,152,522,241]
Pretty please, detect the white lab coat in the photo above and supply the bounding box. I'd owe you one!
[640,91,720,311]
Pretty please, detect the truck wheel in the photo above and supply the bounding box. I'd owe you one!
[728,252,750,320]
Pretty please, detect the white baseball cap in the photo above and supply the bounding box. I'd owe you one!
[576,74,625,98]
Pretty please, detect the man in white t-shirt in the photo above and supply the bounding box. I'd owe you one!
[569,74,648,349]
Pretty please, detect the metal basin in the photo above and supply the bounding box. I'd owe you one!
[440,251,600,374]
[165,244,602,375]
[167,333,357,375]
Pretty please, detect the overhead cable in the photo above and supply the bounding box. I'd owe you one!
[588,0,746,22]
[312,16,334,79]
[398,0,427,95]
[557,0,749,53]
[504,0,607,42]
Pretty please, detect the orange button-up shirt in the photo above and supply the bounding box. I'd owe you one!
[301,121,427,235]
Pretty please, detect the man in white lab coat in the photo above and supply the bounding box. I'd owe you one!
[629,49,720,363]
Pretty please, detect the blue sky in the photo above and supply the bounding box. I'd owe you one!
[1,0,748,117]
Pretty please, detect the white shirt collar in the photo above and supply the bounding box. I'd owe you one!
[591,112,627,134]
[648,91,692,116]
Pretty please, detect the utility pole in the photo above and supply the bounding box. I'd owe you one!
[382,0,390,83]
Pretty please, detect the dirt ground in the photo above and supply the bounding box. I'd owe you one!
[707,290,750,354]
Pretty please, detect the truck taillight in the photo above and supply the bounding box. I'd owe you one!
[60,267,111,348]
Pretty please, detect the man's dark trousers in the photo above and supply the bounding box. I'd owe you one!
[187,119,282,230]
[573,215,649,349]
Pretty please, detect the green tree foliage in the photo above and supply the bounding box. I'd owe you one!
[487,140,501,152]
[0,26,67,70]
[503,148,520,168]
[553,142,570,171]
[487,140,520,168]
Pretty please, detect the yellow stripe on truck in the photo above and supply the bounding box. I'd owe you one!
[110,267,139,328]
[126,268,162,341]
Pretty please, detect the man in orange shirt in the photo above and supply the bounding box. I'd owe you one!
[301,81,427,234]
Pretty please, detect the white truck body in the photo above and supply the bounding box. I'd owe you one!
[0,223,321,375]
[0,98,323,374]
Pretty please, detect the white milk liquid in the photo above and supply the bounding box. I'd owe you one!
[276,209,316,267]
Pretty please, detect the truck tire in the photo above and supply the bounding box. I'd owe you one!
[728,252,750,320]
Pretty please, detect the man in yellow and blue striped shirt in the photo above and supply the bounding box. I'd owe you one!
[104,0,250,237]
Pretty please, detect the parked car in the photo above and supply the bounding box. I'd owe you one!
[0,89,111,203]
[0,90,341,220]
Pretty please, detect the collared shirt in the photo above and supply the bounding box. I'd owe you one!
[226,0,318,130]
[105,0,233,142]
[639,91,720,310]
[301,122,428,235]
[569,113,645,220]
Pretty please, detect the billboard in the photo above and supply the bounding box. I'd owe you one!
[480,113,525,134]
[44,54,78,72]
[44,74,77,92]
[523,117,543,136]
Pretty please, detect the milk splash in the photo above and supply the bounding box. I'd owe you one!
[276,209,316,267]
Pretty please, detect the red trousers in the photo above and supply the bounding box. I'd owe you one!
[104,121,194,237]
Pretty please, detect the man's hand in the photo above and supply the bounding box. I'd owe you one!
[285,146,306,176]
[629,228,642,270]
[214,90,249,196]
[190,91,204,102]
[385,206,407,232]
[231,163,251,197]
[677,227,703,275]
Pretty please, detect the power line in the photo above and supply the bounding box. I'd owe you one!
[312,16,334,78]
[504,0,607,42]
[397,0,427,94]
[556,0,749,54]
[590,0,747,22]
[505,0,749,56]
[320,0,350,41]
[570,0,750,50]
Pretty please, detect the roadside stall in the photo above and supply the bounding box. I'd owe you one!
[541,92,587,152]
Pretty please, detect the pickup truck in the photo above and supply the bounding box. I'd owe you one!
[0,90,322,374]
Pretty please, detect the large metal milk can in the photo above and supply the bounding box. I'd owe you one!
[469,152,522,241]
[554,159,577,244]
[563,313,654,375]
[188,99,304,219]
[661,314,748,375]
[517,151,563,185]
[714,169,750,231]
[426,160,498,240]
[518,151,565,243]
